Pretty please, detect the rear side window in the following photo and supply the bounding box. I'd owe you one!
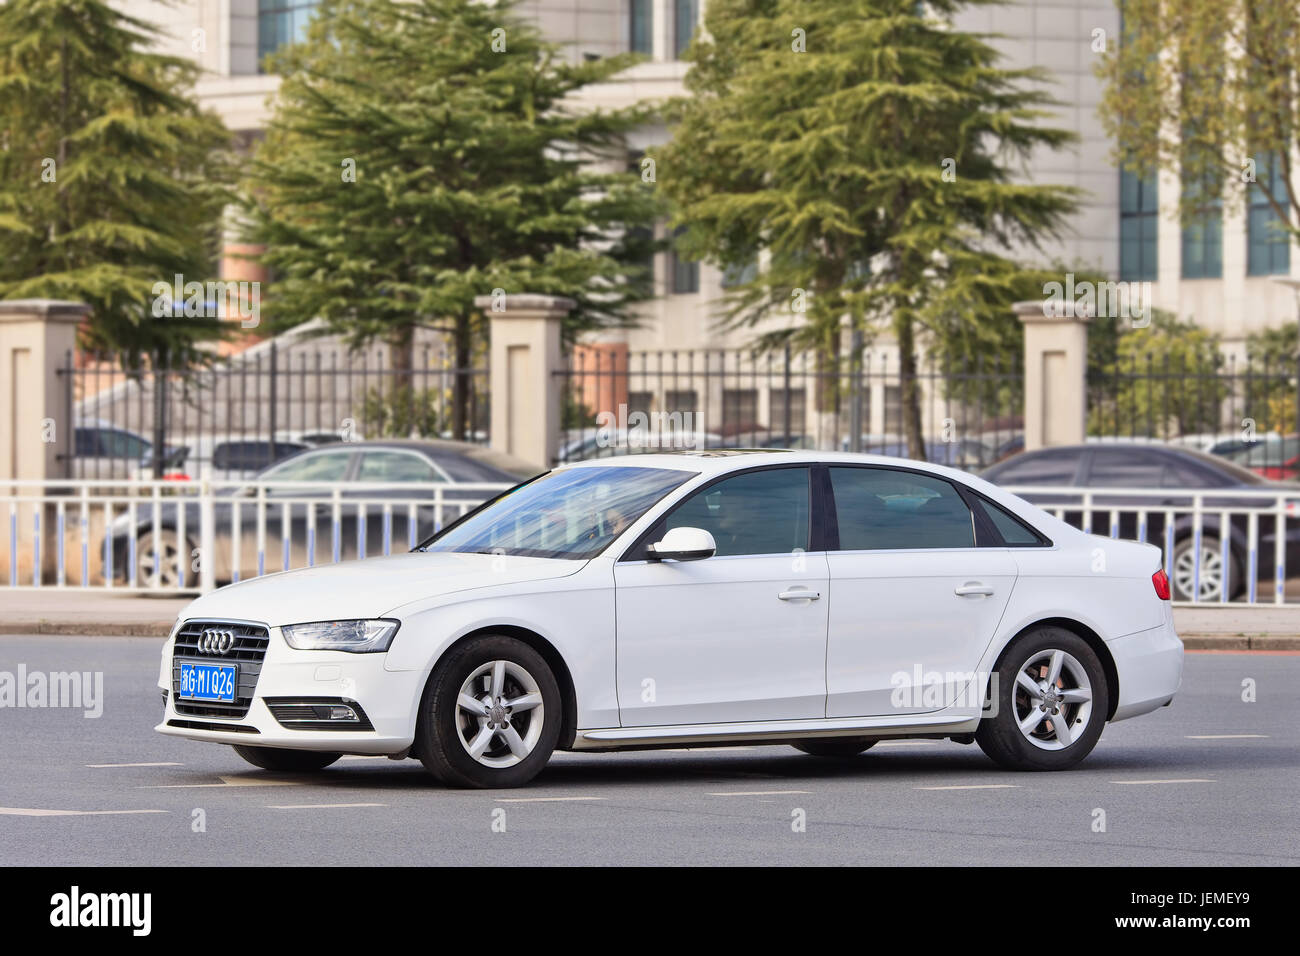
[975,496,1046,546]
[1085,450,1167,487]
[830,467,974,550]
[988,449,1079,486]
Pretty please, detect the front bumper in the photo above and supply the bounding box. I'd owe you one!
[156,621,423,754]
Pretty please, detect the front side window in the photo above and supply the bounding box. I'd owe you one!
[357,451,443,483]
[830,467,974,551]
[261,450,352,483]
[1084,450,1168,487]
[425,466,692,559]
[642,466,811,558]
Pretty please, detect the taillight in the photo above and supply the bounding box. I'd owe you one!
[1152,569,1171,601]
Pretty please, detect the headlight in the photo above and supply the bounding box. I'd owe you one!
[281,619,400,653]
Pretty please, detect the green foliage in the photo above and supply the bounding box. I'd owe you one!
[361,384,442,438]
[1087,310,1228,437]
[244,0,665,437]
[1097,0,1300,233]
[0,0,233,363]
[652,0,1080,457]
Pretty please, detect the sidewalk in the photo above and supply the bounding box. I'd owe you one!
[2,590,1299,648]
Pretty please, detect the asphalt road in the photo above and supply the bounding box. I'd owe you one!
[1,635,1296,866]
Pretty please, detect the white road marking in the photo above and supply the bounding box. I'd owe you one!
[268,803,387,810]
[86,762,183,768]
[0,807,168,816]
[1111,778,1215,785]
[1185,734,1269,739]
[914,784,1019,791]
[708,789,812,796]
[139,774,301,789]
[496,796,605,803]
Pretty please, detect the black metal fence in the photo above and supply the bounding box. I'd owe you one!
[553,347,1025,470]
[58,343,490,481]
[1086,353,1300,478]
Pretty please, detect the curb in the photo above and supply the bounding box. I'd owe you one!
[1180,634,1300,651]
[0,622,173,638]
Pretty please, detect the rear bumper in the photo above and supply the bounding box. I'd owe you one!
[1107,615,1184,722]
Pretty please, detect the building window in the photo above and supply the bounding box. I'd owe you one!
[1120,166,1158,281]
[1248,152,1291,276]
[671,228,698,294]
[722,389,759,429]
[258,0,319,70]
[720,257,758,288]
[630,0,652,55]
[1181,148,1222,278]
[769,387,806,435]
[664,390,698,416]
[674,0,698,59]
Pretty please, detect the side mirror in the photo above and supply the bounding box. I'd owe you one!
[648,526,716,562]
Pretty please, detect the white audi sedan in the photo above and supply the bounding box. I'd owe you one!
[157,451,1183,788]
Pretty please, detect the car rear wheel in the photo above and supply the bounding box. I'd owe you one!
[1171,535,1239,602]
[232,745,342,772]
[976,627,1108,771]
[414,635,561,788]
[136,531,189,588]
[791,737,877,757]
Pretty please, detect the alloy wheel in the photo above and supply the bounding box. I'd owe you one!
[1012,649,1094,751]
[1173,545,1223,602]
[454,660,546,769]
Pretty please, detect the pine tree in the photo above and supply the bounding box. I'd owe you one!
[653,0,1079,458]
[245,0,663,439]
[0,0,233,364]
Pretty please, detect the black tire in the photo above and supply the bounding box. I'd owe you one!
[231,745,342,772]
[976,626,1109,771]
[791,737,877,757]
[1171,534,1241,602]
[414,635,562,789]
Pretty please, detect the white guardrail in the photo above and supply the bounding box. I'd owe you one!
[3,480,1299,606]
[2,479,511,595]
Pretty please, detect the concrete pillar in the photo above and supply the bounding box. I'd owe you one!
[0,299,89,583]
[1015,298,1092,451]
[477,294,573,470]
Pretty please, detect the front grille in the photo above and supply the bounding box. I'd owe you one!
[171,620,270,719]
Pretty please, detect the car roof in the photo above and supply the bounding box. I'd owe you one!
[556,448,970,476]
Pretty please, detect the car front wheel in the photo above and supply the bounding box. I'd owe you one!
[414,635,562,788]
[976,627,1108,771]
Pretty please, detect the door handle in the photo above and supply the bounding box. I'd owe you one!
[954,583,994,597]
[778,589,821,601]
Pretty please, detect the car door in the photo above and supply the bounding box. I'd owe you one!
[824,466,1019,717]
[614,465,829,726]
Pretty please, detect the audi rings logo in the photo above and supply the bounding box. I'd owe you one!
[197,628,236,656]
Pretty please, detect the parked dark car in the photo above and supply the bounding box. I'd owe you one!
[107,439,537,586]
[982,443,1300,601]
[866,439,992,469]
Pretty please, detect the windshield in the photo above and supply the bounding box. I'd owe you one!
[421,465,694,559]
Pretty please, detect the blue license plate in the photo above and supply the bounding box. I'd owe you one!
[178,662,238,703]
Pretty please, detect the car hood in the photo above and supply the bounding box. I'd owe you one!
[175,551,583,626]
